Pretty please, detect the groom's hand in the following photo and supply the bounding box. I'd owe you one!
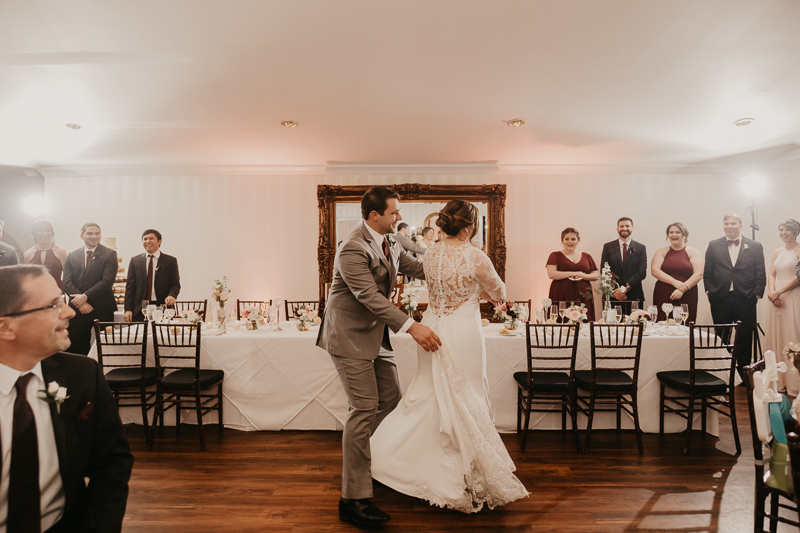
[408,323,442,352]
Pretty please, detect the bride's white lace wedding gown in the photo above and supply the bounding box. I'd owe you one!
[370,241,528,513]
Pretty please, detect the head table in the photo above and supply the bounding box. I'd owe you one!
[89,321,733,435]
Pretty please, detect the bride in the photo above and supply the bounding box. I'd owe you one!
[371,199,528,513]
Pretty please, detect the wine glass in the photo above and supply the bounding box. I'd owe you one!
[549,304,558,323]
[680,304,690,328]
[613,308,623,324]
[672,308,683,329]
[141,300,150,320]
[647,305,658,327]
[662,303,673,324]
[164,306,176,322]
[631,301,639,312]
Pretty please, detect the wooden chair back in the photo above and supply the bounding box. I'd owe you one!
[524,323,579,382]
[285,300,320,320]
[689,322,739,388]
[789,432,800,504]
[744,360,768,467]
[391,283,404,304]
[93,320,149,375]
[589,323,644,381]
[237,300,271,320]
[172,300,208,319]
[151,323,202,376]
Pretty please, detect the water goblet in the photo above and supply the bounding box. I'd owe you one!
[152,307,164,323]
[606,309,617,324]
[631,301,639,312]
[164,307,175,322]
[662,302,673,323]
[146,304,157,322]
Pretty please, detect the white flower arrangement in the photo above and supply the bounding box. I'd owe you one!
[294,306,319,331]
[784,342,800,363]
[242,305,264,328]
[626,309,651,326]
[211,277,230,308]
[597,262,620,300]
[493,301,529,329]
[401,290,420,318]
[563,304,588,324]
[40,381,69,414]
[181,309,205,324]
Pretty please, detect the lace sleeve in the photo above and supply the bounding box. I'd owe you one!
[474,249,506,302]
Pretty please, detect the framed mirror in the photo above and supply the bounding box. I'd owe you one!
[317,184,507,310]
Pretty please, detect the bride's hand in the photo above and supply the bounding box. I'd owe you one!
[409,323,442,352]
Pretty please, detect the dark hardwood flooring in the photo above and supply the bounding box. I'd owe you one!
[123,388,799,532]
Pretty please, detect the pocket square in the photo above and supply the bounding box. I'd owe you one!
[76,402,94,422]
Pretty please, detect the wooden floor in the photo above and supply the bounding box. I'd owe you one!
[123,388,799,532]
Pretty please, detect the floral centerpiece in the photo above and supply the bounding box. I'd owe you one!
[294,306,319,331]
[596,262,620,318]
[784,342,800,364]
[181,309,205,324]
[563,304,588,324]
[401,290,420,319]
[626,309,651,330]
[493,301,529,330]
[211,277,230,309]
[242,305,264,330]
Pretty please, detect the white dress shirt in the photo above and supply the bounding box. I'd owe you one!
[145,250,161,301]
[0,361,65,531]
[728,236,741,291]
[364,223,413,334]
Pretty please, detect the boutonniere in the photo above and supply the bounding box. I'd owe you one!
[743,243,749,251]
[39,381,69,414]
[629,247,636,254]
[386,235,397,248]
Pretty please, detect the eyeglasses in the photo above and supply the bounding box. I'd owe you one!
[1,294,70,318]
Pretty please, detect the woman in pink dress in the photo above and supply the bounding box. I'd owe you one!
[546,227,599,321]
[23,219,67,291]
[651,222,703,323]
[765,219,800,395]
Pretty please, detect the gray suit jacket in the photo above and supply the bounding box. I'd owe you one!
[317,222,425,359]
[395,232,426,255]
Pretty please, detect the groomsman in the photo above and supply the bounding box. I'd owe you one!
[0,264,133,532]
[62,223,119,355]
[0,220,19,266]
[124,229,181,321]
[703,214,766,376]
[394,223,426,255]
[600,217,648,308]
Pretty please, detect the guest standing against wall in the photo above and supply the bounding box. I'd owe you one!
[599,217,647,310]
[24,219,67,291]
[703,214,766,377]
[0,220,19,266]
[124,229,181,322]
[651,222,703,323]
[547,227,599,322]
[62,223,118,355]
[764,219,800,394]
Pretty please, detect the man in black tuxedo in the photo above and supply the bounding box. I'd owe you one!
[124,229,181,322]
[703,214,766,376]
[0,264,133,532]
[62,223,119,355]
[600,217,648,309]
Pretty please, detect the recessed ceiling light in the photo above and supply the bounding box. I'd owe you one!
[508,119,525,127]
[65,123,82,130]
[733,118,754,127]
[281,120,298,128]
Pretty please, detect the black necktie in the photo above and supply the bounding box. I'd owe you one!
[8,373,41,533]
[146,255,155,302]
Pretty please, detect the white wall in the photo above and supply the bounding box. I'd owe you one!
[42,166,800,324]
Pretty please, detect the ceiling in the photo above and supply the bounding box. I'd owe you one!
[2,0,800,169]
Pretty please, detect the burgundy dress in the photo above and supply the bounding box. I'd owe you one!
[30,248,64,291]
[652,247,698,323]
[546,251,597,322]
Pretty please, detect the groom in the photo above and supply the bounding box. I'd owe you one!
[317,186,441,526]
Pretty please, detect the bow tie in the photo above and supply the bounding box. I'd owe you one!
[727,239,740,246]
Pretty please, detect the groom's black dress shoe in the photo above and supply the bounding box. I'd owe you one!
[339,498,391,527]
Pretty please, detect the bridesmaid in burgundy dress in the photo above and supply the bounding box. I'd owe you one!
[546,227,599,321]
[24,219,67,291]
[651,222,704,323]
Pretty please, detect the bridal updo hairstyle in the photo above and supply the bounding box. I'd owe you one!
[560,227,580,241]
[666,222,689,243]
[436,200,478,240]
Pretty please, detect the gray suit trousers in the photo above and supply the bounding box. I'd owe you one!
[330,346,402,499]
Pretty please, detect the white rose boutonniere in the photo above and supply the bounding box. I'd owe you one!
[743,243,749,251]
[40,381,69,414]
[386,235,397,248]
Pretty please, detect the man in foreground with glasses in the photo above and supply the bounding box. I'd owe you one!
[0,264,133,532]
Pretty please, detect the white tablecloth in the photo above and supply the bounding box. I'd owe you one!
[90,322,724,435]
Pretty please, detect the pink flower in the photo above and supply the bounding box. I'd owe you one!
[219,292,229,301]
[243,311,249,319]
[212,289,220,298]
[581,308,588,314]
